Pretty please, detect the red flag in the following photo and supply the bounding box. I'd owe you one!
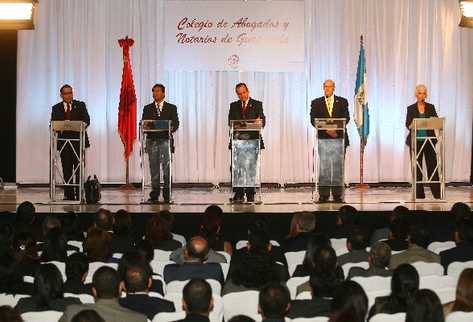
[118,37,137,160]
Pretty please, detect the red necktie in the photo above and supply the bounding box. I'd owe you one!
[65,103,72,120]
[242,101,248,117]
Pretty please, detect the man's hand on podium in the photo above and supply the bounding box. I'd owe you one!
[326,129,338,138]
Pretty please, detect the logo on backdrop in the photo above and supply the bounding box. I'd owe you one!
[227,54,239,69]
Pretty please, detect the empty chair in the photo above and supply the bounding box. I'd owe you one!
[84,262,118,283]
[21,311,62,322]
[428,241,456,255]
[411,261,444,277]
[0,293,28,307]
[286,276,309,300]
[331,238,349,256]
[165,279,221,296]
[164,293,224,322]
[342,262,369,277]
[285,251,306,277]
[446,311,473,322]
[420,275,456,304]
[352,276,391,308]
[223,290,259,321]
[447,261,473,281]
[370,313,406,322]
[295,291,312,300]
[235,240,280,250]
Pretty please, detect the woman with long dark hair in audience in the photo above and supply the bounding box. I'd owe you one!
[328,280,368,322]
[406,289,445,322]
[111,209,134,254]
[40,227,68,262]
[145,216,181,251]
[444,268,473,315]
[83,228,116,263]
[368,263,419,319]
[198,205,232,254]
[12,232,39,277]
[14,263,80,313]
[292,233,332,277]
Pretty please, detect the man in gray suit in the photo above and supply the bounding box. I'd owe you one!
[59,267,147,322]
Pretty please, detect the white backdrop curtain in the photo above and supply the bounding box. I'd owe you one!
[16,0,473,184]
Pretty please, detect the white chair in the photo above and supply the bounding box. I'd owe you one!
[220,263,230,281]
[411,261,444,277]
[165,279,221,296]
[428,241,456,255]
[112,252,123,259]
[446,311,473,322]
[152,311,185,322]
[0,293,28,306]
[223,290,260,321]
[46,261,66,281]
[352,276,391,308]
[67,240,83,252]
[154,249,173,262]
[151,260,174,277]
[21,311,62,322]
[420,275,456,304]
[342,262,369,277]
[290,318,328,322]
[286,276,309,299]
[330,238,348,256]
[216,251,231,263]
[235,240,280,250]
[85,262,118,283]
[370,313,406,322]
[447,261,473,281]
[365,290,391,309]
[64,292,94,303]
[295,291,312,300]
[285,251,306,277]
[172,233,186,246]
[66,250,77,256]
[164,293,224,322]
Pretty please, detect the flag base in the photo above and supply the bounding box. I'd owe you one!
[119,183,135,191]
[355,183,369,189]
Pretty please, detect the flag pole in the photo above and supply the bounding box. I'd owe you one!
[121,159,134,190]
[355,34,368,190]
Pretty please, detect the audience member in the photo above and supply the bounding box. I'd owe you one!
[84,228,115,263]
[282,212,316,252]
[331,205,357,238]
[12,231,39,277]
[370,206,409,246]
[227,316,255,322]
[328,281,368,322]
[258,282,291,322]
[40,227,68,262]
[0,305,23,322]
[348,241,392,279]
[443,268,473,315]
[440,216,473,272]
[337,228,369,266]
[94,209,114,232]
[15,201,41,240]
[0,249,33,295]
[384,217,409,251]
[111,210,134,254]
[64,252,91,294]
[175,279,213,322]
[145,216,182,251]
[41,215,62,238]
[71,310,105,322]
[405,289,445,322]
[199,205,232,254]
[292,233,331,277]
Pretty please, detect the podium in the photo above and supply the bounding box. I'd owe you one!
[139,120,172,203]
[49,120,87,203]
[230,119,263,203]
[312,118,346,202]
[409,117,445,201]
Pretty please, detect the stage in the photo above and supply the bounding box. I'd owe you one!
[0,185,472,214]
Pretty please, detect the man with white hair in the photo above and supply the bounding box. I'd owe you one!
[310,80,350,203]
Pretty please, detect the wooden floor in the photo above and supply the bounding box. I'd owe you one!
[0,185,472,214]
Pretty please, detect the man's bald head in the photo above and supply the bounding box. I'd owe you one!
[185,236,209,262]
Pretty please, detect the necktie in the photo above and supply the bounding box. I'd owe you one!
[156,103,161,117]
[242,101,248,117]
[327,98,333,117]
[65,103,72,120]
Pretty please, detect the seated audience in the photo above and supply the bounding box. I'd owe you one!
[368,263,419,319]
[337,228,369,266]
[15,201,41,241]
[384,217,409,251]
[328,281,368,322]
[64,252,92,294]
[199,205,232,254]
[94,209,114,233]
[440,216,473,272]
[390,224,440,270]
[40,227,68,262]
[227,316,255,322]
[15,263,81,313]
[443,268,473,315]
[331,205,357,239]
[41,215,62,239]
[175,279,213,322]
[296,245,344,296]
[370,205,409,246]
[292,233,331,277]
[12,231,39,277]
[119,263,175,319]
[145,216,182,251]
[157,210,185,243]
[111,210,134,254]
[71,310,105,322]
[0,305,23,322]
[406,289,445,322]
[258,282,291,322]
[163,236,224,284]
[348,241,392,279]
[281,212,316,253]
[84,228,115,263]
[59,266,147,322]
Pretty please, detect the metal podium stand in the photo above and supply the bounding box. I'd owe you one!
[139,120,172,203]
[312,118,346,202]
[410,117,445,201]
[230,119,263,203]
[49,120,86,203]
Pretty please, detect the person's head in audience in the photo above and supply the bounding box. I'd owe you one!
[71,310,105,322]
[84,228,113,262]
[0,305,23,322]
[455,216,473,245]
[258,282,291,320]
[65,252,89,283]
[391,205,409,221]
[40,228,67,262]
[41,215,62,238]
[390,264,419,306]
[15,201,35,226]
[199,205,223,249]
[94,208,114,232]
[145,216,173,246]
[389,217,408,241]
[302,233,331,273]
[91,266,119,299]
[113,209,132,237]
[117,251,152,287]
[336,205,357,228]
[369,242,391,269]
[248,218,270,238]
[227,316,255,322]
[451,202,471,225]
[0,224,14,255]
[310,245,344,297]
[33,264,65,308]
[406,289,445,322]
[185,236,209,262]
[329,281,368,322]
[134,239,154,262]
[287,212,316,238]
[248,228,272,254]
[157,210,175,231]
[123,264,152,294]
[12,231,38,264]
[347,228,368,252]
[0,251,25,294]
[451,268,473,313]
[407,225,430,249]
[182,279,213,317]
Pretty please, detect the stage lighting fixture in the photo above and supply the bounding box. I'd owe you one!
[460,0,473,28]
[0,0,37,30]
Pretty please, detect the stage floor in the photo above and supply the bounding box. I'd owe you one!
[0,185,472,214]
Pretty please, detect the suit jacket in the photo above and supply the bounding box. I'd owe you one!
[119,293,175,320]
[440,241,473,272]
[228,98,266,149]
[141,101,180,153]
[389,244,440,270]
[163,262,224,285]
[15,296,81,314]
[287,298,332,319]
[63,278,92,295]
[384,239,409,252]
[347,265,392,279]
[337,249,369,266]
[405,102,438,147]
[310,96,350,147]
[51,100,91,148]
[170,248,227,264]
[281,232,313,253]
[58,298,147,322]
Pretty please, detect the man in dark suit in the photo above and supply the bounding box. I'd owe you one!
[310,80,350,203]
[440,216,473,273]
[337,228,369,266]
[51,84,90,200]
[163,236,224,285]
[64,252,92,295]
[142,84,179,203]
[119,264,175,319]
[175,279,213,322]
[228,83,266,203]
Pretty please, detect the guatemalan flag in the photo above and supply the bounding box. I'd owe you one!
[354,36,370,147]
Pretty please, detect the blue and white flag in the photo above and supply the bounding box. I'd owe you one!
[354,36,370,147]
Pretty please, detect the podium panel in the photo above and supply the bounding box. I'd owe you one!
[318,139,344,187]
[232,139,260,187]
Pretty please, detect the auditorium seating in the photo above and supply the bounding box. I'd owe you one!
[370,313,406,322]
[285,250,306,276]
[446,311,473,322]
[411,261,444,277]
[21,311,62,322]
[287,276,310,299]
[222,290,260,321]
[447,260,473,281]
